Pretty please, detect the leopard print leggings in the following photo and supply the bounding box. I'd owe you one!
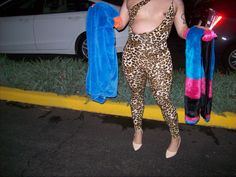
[122,0,179,138]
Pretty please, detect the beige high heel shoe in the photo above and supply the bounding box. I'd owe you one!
[165,136,181,158]
[132,129,143,151]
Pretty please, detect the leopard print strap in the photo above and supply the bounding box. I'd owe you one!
[129,0,151,27]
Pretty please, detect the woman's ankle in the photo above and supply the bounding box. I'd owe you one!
[134,127,143,132]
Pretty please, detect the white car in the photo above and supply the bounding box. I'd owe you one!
[0,0,128,59]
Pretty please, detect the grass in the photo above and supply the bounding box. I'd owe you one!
[0,55,87,95]
[0,54,235,114]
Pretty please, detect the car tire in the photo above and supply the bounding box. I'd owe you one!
[76,32,88,61]
[223,45,236,71]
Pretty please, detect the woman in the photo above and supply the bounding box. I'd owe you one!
[114,0,214,158]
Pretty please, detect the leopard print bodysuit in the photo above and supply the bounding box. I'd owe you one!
[122,0,180,137]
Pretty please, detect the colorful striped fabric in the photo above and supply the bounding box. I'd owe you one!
[185,26,215,125]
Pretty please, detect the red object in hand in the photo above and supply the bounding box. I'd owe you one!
[113,16,122,29]
[209,16,222,30]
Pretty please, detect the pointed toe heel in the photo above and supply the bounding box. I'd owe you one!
[132,141,142,151]
[165,136,181,159]
[165,149,177,158]
[132,128,143,151]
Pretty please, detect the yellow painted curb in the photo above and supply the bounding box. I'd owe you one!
[0,86,235,129]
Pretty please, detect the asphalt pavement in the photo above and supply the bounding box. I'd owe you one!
[0,101,236,177]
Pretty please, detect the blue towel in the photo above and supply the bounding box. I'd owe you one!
[86,2,119,104]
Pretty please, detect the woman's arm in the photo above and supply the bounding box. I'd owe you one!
[114,0,130,31]
[173,0,217,41]
[173,0,189,39]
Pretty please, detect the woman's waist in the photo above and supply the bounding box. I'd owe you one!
[127,34,168,48]
[128,30,168,42]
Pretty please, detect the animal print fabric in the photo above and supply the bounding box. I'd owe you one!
[122,0,179,137]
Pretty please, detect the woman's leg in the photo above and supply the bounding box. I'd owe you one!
[149,74,179,137]
[153,94,180,138]
[122,57,147,131]
[122,46,147,148]
[147,54,180,157]
[146,51,179,137]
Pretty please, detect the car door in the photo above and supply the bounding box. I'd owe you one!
[34,0,92,53]
[0,0,41,52]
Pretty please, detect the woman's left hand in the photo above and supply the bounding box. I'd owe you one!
[195,25,217,42]
[202,30,217,42]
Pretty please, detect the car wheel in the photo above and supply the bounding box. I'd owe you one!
[76,32,88,61]
[224,45,236,71]
[228,47,236,71]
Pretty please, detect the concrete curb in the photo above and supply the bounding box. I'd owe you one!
[0,86,235,129]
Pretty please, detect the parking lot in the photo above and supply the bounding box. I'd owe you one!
[1,101,236,177]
